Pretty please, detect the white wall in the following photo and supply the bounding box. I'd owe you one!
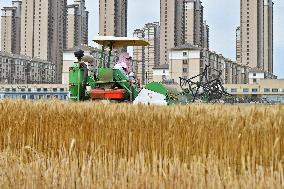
[169,50,200,60]
[153,69,169,76]
[249,72,265,79]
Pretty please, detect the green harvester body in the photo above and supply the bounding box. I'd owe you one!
[69,37,146,102]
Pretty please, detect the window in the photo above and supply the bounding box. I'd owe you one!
[231,88,237,93]
[264,88,270,93]
[253,73,256,76]
[272,88,279,93]
[183,52,187,57]
[183,59,188,64]
[243,88,249,93]
[37,88,41,92]
[252,88,258,93]
[183,68,188,73]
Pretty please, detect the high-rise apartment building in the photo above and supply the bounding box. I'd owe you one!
[1,7,16,53]
[65,0,89,50]
[146,22,160,68]
[99,0,127,37]
[65,4,77,50]
[20,0,67,83]
[240,0,273,73]
[133,29,145,83]
[160,0,208,64]
[160,0,184,65]
[184,0,206,48]
[236,27,241,64]
[264,0,273,73]
[133,22,160,84]
[202,21,209,50]
[1,1,22,54]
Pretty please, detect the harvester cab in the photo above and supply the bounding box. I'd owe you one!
[69,36,150,102]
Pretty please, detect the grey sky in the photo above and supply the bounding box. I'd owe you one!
[1,0,283,77]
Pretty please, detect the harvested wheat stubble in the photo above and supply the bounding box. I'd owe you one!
[0,100,283,189]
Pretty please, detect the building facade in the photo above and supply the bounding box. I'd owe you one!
[133,22,160,84]
[202,21,209,50]
[263,0,273,73]
[160,0,184,65]
[247,68,276,84]
[1,0,90,84]
[184,0,208,49]
[99,0,127,37]
[1,7,16,54]
[65,0,89,50]
[154,45,251,85]
[20,0,67,84]
[160,0,208,65]
[153,45,279,88]
[240,0,273,73]
[133,29,145,84]
[0,51,55,84]
[152,64,170,83]
[0,84,69,100]
[236,27,241,64]
[1,1,22,54]
[224,58,250,85]
[224,79,284,103]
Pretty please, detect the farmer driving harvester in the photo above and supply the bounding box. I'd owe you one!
[114,52,137,84]
[69,36,150,102]
[114,52,132,75]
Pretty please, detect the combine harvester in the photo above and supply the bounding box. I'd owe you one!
[69,36,230,105]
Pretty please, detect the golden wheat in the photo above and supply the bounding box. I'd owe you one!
[0,100,283,189]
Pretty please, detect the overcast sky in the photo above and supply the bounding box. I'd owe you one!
[1,0,284,77]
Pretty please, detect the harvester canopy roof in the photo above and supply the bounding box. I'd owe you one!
[93,36,150,48]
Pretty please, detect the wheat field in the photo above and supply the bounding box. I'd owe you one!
[0,100,283,189]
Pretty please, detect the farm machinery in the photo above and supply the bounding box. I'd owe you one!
[179,65,231,103]
[69,36,230,105]
[69,36,170,104]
